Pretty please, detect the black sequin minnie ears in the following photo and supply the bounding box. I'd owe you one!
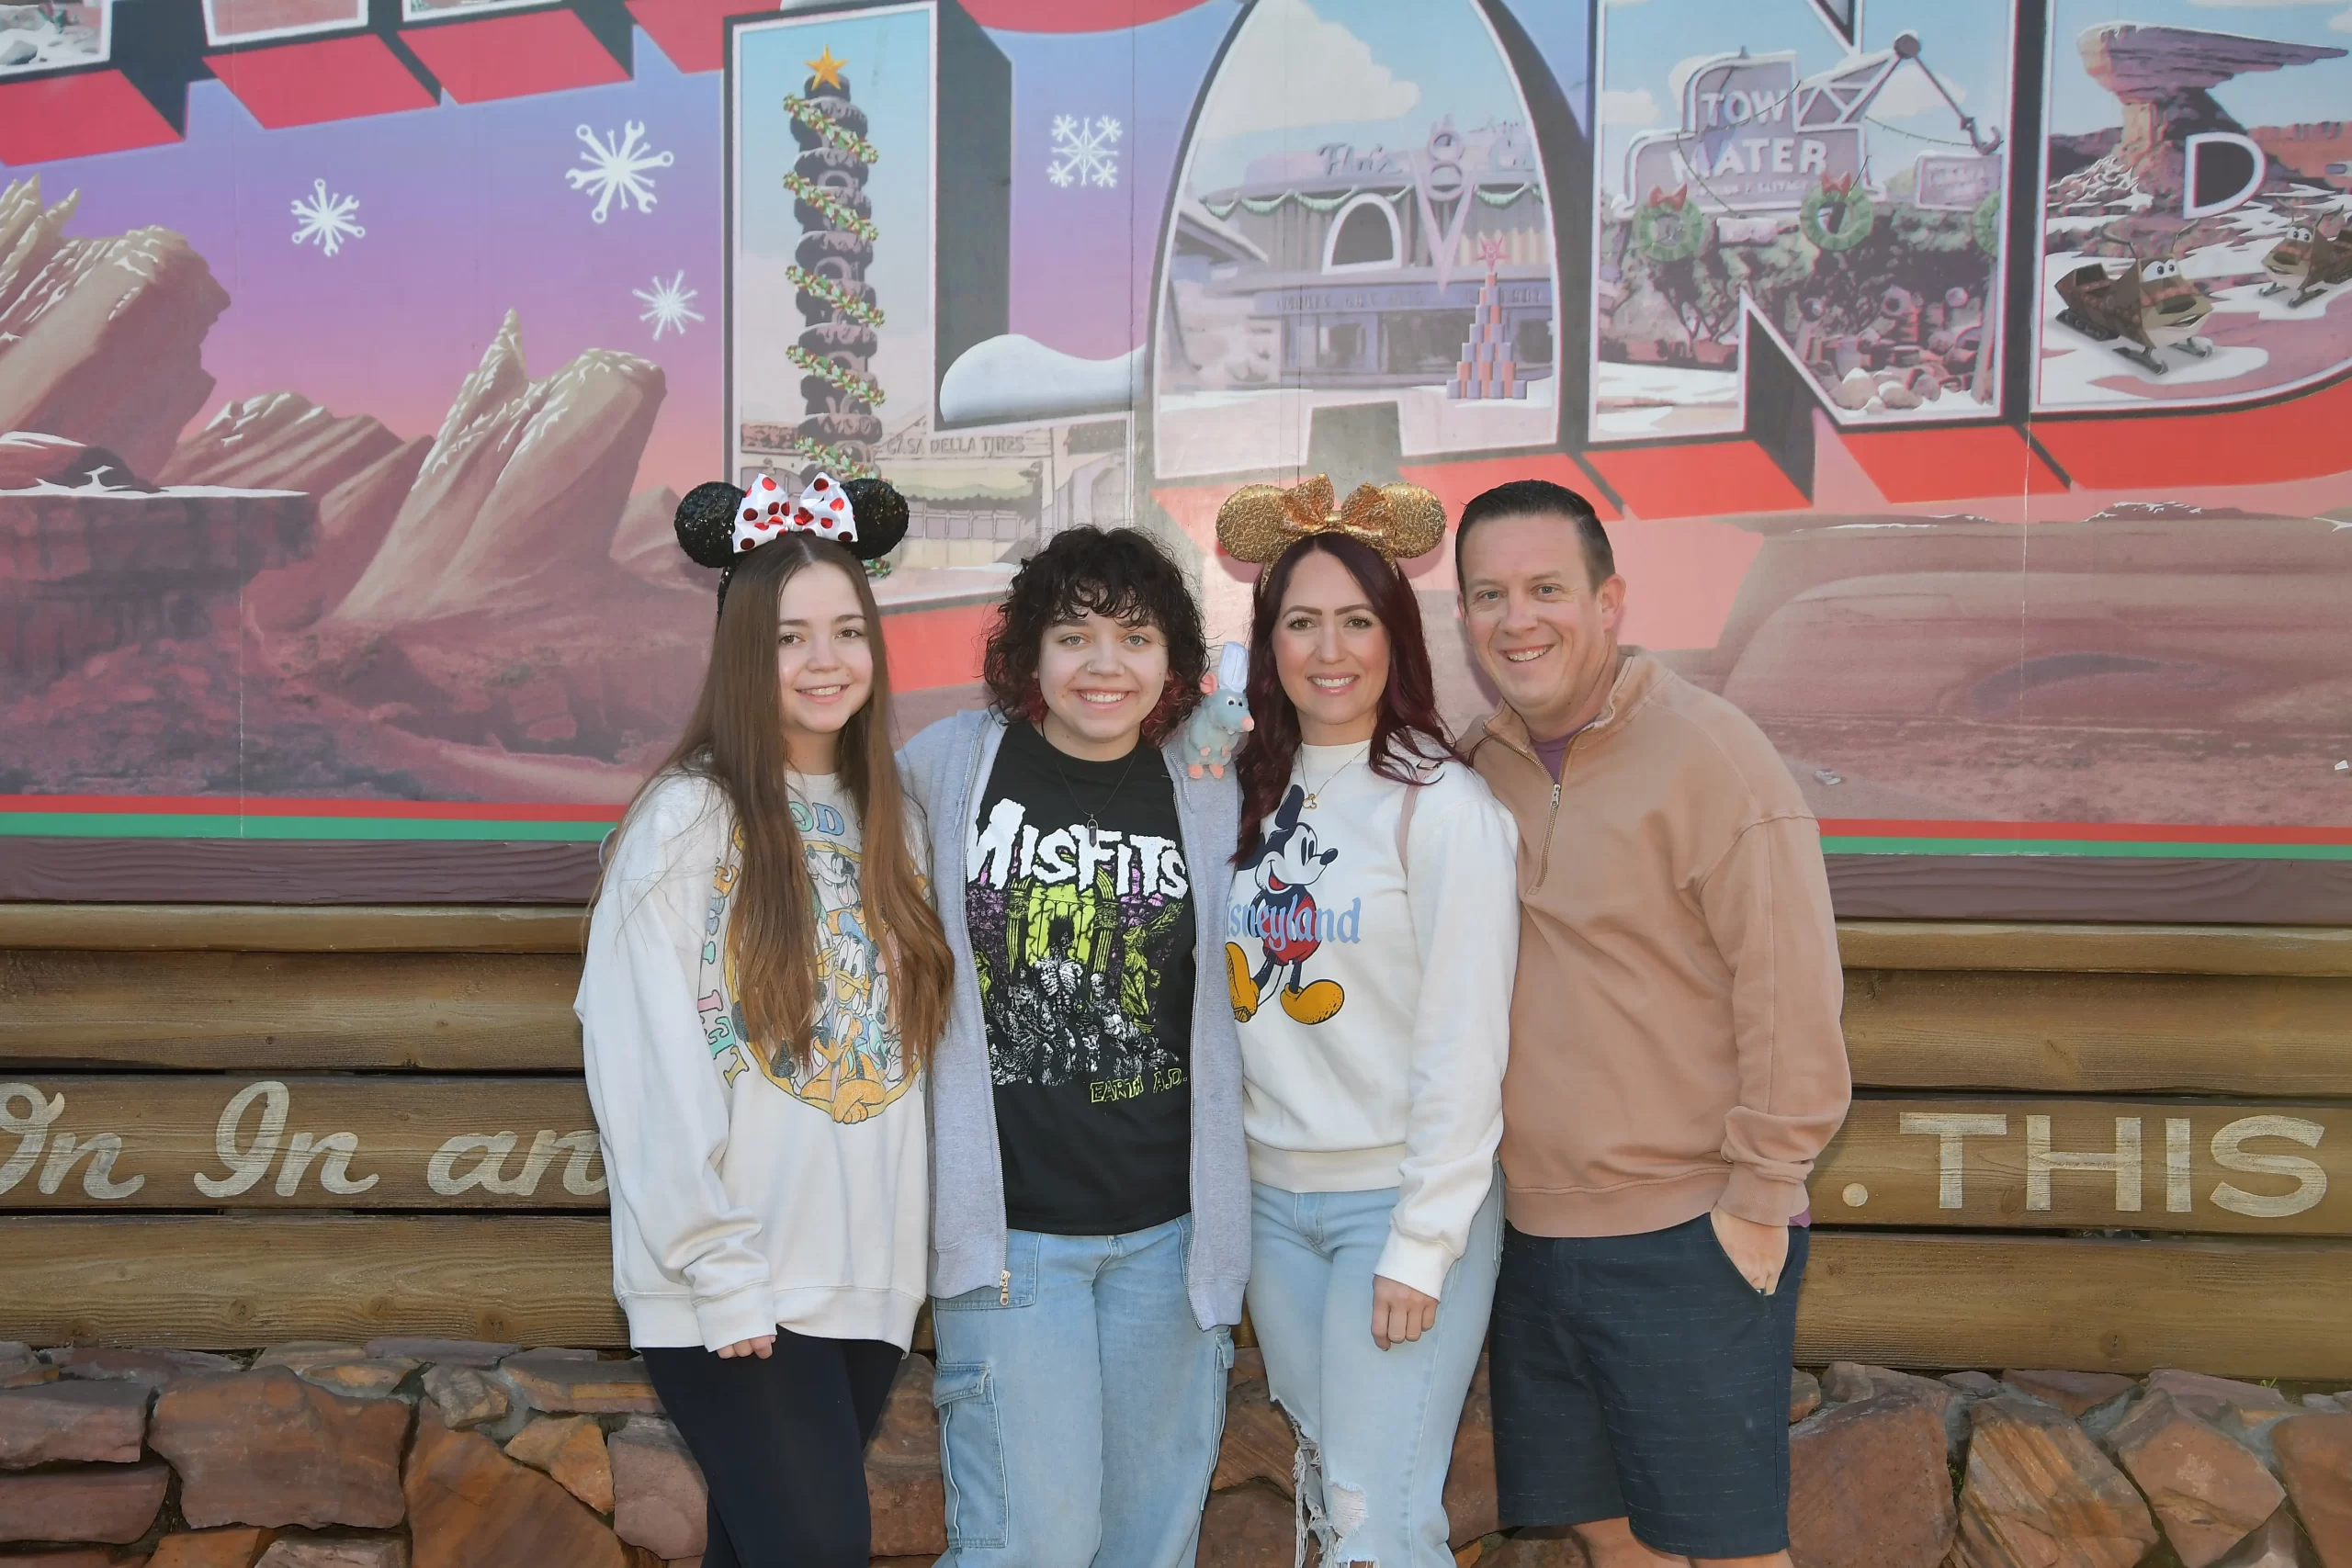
[674,470,910,604]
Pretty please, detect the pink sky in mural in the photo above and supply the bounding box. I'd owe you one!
[17,47,723,495]
[12,14,1234,487]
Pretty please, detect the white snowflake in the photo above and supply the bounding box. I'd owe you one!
[289,179,365,257]
[633,271,705,342]
[1046,114,1121,190]
[567,121,674,224]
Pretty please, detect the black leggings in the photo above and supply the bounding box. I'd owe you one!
[640,1332,903,1568]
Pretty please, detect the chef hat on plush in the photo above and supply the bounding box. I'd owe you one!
[1216,640,1248,693]
[673,469,909,607]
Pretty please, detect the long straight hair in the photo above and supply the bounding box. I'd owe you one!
[1233,532,1459,863]
[618,535,952,1071]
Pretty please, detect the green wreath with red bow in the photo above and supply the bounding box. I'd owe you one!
[1800,174,1875,253]
[1973,191,2002,256]
[1630,185,1709,263]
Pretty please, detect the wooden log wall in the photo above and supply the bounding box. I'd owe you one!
[2,908,2347,1376]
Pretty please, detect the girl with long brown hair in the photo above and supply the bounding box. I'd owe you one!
[578,472,951,1568]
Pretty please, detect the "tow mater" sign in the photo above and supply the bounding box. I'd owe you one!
[1624,52,1862,211]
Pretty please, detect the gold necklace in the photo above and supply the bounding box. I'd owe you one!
[1300,743,1371,810]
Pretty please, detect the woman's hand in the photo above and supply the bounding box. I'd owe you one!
[1709,1208,1790,1294]
[1371,1276,1439,1350]
[716,1335,775,1359]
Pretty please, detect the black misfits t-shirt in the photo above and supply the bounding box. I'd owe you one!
[966,721,1196,1235]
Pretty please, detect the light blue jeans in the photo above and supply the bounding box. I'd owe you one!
[931,1215,1232,1568]
[1247,1181,1503,1568]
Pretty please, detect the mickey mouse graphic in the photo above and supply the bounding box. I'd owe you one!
[1225,784,1346,1025]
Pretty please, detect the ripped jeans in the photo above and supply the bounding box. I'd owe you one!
[1246,1181,1503,1568]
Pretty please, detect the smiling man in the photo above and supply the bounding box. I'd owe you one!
[1454,479,1851,1568]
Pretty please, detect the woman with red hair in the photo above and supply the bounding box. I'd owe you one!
[1218,484,1520,1568]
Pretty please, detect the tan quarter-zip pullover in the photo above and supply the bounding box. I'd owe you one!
[1464,651,1851,1236]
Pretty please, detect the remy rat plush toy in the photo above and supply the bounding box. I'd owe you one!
[1183,640,1251,779]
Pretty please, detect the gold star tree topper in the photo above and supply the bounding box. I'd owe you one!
[806,47,847,90]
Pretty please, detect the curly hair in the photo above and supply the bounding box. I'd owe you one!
[981,526,1208,748]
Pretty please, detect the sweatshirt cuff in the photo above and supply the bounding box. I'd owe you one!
[1374,1229,1456,1302]
[1717,1164,1808,1226]
[693,1281,776,1351]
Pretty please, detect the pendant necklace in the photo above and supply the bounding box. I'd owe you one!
[1300,743,1372,810]
[1046,729,1144,835]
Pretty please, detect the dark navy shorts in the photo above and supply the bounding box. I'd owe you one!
[1489,1213,1809,1560]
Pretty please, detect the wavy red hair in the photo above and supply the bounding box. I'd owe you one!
[1232,533,1459,863]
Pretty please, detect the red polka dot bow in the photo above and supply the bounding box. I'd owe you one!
[730,470,860,555]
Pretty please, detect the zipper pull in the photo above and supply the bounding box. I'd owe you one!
[999,1269,1012,1307]
[1536,781,1564,886]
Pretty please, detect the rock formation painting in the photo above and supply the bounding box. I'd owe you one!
[0,182,227,479]
[2037,5,2352,409]
[1590,0,2014,439]
[0,177,715,803]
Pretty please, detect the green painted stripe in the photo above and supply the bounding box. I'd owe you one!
[4,814,2345,858]
[1821,836,2352,862]
[0,814,611,842]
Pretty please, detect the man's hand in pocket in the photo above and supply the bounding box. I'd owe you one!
[1710,1209,1789,1294]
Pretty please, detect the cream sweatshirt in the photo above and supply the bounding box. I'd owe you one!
[577,771,929,1351]
[1223,745,1519,1299]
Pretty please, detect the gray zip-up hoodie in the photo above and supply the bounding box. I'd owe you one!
[899,707,1250,1330]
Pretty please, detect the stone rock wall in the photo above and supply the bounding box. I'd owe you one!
[3,1335,2346,1567]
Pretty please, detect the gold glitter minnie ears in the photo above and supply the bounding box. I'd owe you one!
[1215,474,1446,565]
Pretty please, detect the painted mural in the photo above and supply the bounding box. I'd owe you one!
[1149,0,1560,476]
[1590,0,2014,438]
[729,6,936,487]
[203,0,368,42]
[0,5,107,73]
[2034,0,2352,411]
[0,0,2346,914]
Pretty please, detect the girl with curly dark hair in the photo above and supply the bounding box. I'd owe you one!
[898,526,1248,1568]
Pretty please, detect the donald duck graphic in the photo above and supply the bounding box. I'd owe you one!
[711,810,912,1124]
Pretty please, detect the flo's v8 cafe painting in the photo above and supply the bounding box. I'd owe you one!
[0,0,2345,919]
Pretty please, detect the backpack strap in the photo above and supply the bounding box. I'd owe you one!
[1396,761,1430,872]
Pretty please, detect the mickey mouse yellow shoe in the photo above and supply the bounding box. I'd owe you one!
[1279,979,1344,1025]
[1225,942,1260,1022]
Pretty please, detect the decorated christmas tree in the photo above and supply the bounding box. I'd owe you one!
[1451,233,1527,400]
[784,47,885,481]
